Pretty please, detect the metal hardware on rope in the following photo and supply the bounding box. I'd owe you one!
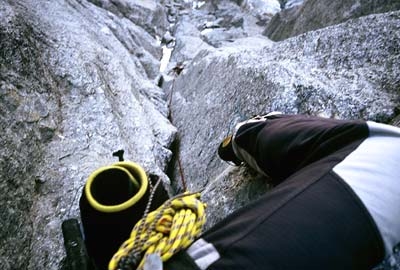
[131,176,163,254]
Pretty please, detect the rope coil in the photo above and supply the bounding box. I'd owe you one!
[109,192,207,270]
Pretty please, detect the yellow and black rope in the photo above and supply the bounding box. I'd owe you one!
[108,191,207,270]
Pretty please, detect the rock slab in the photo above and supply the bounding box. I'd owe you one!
[0,1,175,269]
[264,0,400,41]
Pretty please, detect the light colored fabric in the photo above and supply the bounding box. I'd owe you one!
[333,121,400,255]
[187,238,220,270]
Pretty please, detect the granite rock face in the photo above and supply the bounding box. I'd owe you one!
[264,0,400,41]
[0,0,175,269]
[88,0,168,37]
[168,0,278,66]
[1,0,400,269]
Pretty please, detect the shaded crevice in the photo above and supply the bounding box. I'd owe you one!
[165,134,185,194]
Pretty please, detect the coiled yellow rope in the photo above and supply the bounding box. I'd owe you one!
[108,192,207,270]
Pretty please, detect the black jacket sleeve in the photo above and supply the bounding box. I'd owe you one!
[234,114,369,184]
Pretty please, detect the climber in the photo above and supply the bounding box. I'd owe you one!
[164,113,400,270]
